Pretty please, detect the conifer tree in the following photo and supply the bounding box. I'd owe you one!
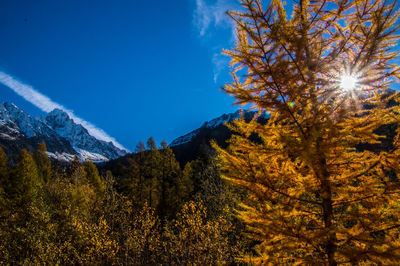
[118,157,141,203]
[135,141,146,203]
[135,141,146,153]
[0,147,8,184]
[214,0,400,264]
[0,147,8,214]
[67,156,86,185]
[158,140,182,218]
[4,149,52,263]
[10,149,41,204]
[181,162,195,201]
[144,137,161,208]
[84,159,105,194]
[160,140,168,150]
[33,142,52,183]
[146,136,157,151]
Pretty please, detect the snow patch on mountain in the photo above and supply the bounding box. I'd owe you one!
[0,132,16,141]
[43,109,127,159]
[170,130,200,147]
[201,111,241,129]
[0,102,126,162]
[46,151,76,162]
[74,148,109,163]
[0,102,50,138]
[170,111,242,147]
[46,149,109,163]
[170,110,270,147]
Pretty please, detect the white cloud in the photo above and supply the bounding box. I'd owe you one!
[212,52,229,83]
[0,71,128,151]
[193,0,237,37]
[193,0,238,83]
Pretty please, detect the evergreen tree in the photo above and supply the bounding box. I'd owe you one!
[160,140,168,150]
[135,141,146,153]
[0,147,8,185]
[146,136,157,151]
[84,159,105,194]
[135,141,146,204]
[67,156,86,185]
[214,0,400,264]
[144,137,161,208]
[190,153,238,221]
[118,157,141,203]
[158,141,182,219]
[33,142,52,183]
[10,149,41,205]
[3,149,53,263]
[0,147,8,216]
[181,162,195,202]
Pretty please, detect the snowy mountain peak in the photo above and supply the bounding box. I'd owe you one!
[0,102,27,120]
[48,108,71,120]
[44,108,126,160]
[0,102,127,162]
[1,102,19,112]
[45,109,89,138]
[1,102,52,138]
[0,102,77,157]
[170,109,269,147]
[201,110,241,129]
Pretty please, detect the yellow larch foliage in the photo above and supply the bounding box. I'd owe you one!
[213,0,400,264]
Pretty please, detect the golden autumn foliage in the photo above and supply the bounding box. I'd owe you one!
[164,201,237,265]
[0,143,242,264]
[213,0,400,264]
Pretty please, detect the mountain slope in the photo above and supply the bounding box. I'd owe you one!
[44,109,126,159]
[170,110,269,165]
[0,102,126,162]
[0,102,76,160]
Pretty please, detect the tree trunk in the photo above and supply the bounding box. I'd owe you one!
[318,152,337,266]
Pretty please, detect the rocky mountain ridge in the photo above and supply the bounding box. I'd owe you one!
[0,102,127,162]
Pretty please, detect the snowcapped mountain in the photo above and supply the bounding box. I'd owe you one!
[170,111,241,147]
[0,102,127,162]
[43,109,126,159]
[0,102,76,156]
[169,110,269,165]
[170,110,268,147]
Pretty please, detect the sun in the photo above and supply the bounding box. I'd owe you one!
[340,74,358,91]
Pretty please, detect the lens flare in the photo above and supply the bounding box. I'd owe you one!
[340,74,358,91]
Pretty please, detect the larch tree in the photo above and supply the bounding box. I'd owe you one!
[161,141,186,218]
[33,142,52,183]
[0,147,8,217]
[0,147,8,191]
[10,149,41,205]
[213,0,400,264]
[135,141,146,204]
[144,137,161,208]
[84,159,105,195]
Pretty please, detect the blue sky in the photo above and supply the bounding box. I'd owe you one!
[0,0,241,151]
[0,0,399,151]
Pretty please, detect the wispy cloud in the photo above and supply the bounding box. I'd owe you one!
[0,71,128,151]
[193,0,237,37]
[192,0,238,83]
[212,52,229,83]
